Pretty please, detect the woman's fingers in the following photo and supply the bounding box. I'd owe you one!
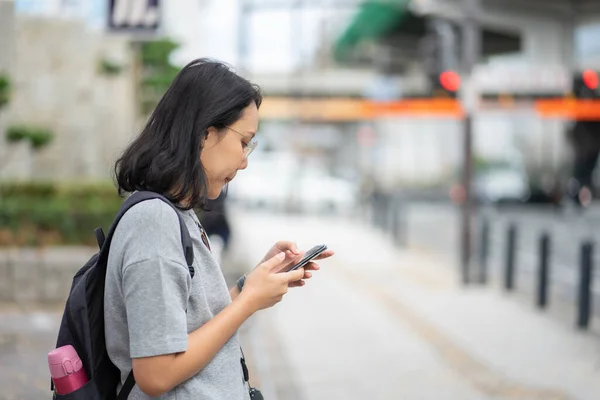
[303,262,320,271]
[276,241,300,255]
[289,280,305,288]
[313,249,335,260]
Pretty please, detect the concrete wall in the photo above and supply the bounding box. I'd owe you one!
[0,247,93,304]
[2,16,139,181]
[0,1,21,178]
[0,245,246,305]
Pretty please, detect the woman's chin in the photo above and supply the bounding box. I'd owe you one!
[207,185,224,200]
[207,191,221,200]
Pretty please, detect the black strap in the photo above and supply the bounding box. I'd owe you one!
[95,227,106,249]
[117,370,136,400]
[97,191,194,271]
[177,210,195,277]
[240,347,250,382]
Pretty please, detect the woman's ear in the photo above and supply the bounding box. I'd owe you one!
[205,126,220,146]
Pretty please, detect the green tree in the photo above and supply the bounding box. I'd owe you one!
[0,73,10,109]
[6,125,54,149]
[139,39,181,114]
[2,125,54,177]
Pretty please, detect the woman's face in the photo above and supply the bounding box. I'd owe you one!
[201,102,258,199]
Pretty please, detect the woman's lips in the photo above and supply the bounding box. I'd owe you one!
[225,173,237,183]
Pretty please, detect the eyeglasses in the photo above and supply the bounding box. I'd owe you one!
[226,126,258,159]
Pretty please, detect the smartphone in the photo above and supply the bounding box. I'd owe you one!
[284,244,328,272]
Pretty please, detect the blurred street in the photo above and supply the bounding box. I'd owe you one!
[227,207,600,400]
[4,205,600,399]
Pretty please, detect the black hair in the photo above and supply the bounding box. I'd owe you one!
[114,58,262,210]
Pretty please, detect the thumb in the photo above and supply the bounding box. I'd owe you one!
[263,251,286,271]
[281,268,305,283]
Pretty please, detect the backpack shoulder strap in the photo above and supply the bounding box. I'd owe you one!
[97,190,194,273]
[117,370,136,400]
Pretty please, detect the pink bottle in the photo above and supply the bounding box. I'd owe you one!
[48,345,88,395]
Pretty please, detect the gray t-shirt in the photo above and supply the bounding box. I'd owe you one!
[104,198,250,399]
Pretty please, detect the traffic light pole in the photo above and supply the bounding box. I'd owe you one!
[459,0,481,285]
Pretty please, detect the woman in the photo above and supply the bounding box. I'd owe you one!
[104,58,334,399]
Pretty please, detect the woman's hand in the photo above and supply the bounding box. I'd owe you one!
[287,248,335,287]
[259,240,301,265]
[239,252,305,313]
[259,241,335,287]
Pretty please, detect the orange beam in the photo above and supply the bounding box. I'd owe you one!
[363,99,464,118]
[260,97,464,121]
[534,99,600,120]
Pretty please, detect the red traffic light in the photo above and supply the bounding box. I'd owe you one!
[439,71,461,92]
[582,69,598,90]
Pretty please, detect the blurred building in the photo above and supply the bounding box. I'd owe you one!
[0,0,241,182]
[3,0,600,194]
[235,0,600,201]
[266,0,600,196]
[1,16,138,180]
[0,1,18,179]
[0,0,159,181]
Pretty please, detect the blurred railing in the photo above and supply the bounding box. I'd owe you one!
[364,193,600,331]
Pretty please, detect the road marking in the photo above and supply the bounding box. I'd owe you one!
[339,269,577,400]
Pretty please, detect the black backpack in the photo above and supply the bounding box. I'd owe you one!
[51,191,195,399]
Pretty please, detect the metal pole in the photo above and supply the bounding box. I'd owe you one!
[459,0,481,285]
[537,233,550,309]
[478,216,489,284]
[577,241,593,329]
[505,224,516,291]
[460,114,474,284]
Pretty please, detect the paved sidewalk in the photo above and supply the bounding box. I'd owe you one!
[0,304,62,400]
[228,209,600,400]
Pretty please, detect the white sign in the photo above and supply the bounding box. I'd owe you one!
[108,0,160,31]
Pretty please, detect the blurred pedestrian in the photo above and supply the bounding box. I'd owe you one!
[198,191,231,265]
[108,58,334,399]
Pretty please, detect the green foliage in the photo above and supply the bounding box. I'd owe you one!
[139,38,181,114]
[0,73,10,109]
[6,125,27,143]
[28,128,54,149]
[0,182,123,247]
[141,39,179,66]
[0,181,57,197]
[98,58,124,76]
[6,125,54,150]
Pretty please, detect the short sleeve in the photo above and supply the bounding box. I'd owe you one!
[122,256,191,358]
[115,199,193,358]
